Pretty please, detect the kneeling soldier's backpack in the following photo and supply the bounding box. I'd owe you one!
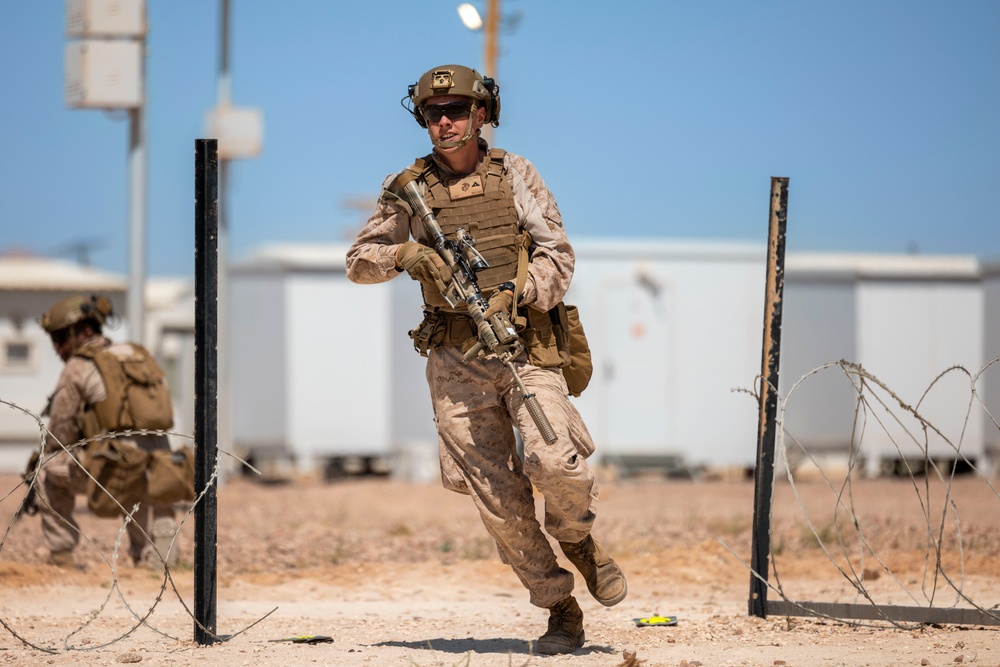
[75,344,180,516]
[74,344,174,438]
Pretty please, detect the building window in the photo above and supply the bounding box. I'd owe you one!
[3,340,34,371]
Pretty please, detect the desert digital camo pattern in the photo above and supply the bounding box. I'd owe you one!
[427,345,598,609]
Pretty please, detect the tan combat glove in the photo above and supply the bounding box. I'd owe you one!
[482,289,514,320]
[396,242,454,294]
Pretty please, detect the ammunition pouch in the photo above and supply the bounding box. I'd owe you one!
[409,302,594,397]
[521,305,567,368]
[76,406,103,441]
[409,311,478,356]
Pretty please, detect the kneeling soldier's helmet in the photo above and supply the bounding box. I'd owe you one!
[40,294,114,334]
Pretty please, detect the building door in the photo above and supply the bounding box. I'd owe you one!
[598,277,672,458]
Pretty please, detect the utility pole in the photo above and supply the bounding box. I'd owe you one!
[127,59,148,345]
[204,0,263,469]
[217,0,232,472]
[458,0,503,146]
[482,0,499,146]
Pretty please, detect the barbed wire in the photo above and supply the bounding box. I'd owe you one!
[5,357,999,648]
[726,356,1000,629]
[0,396,271,653]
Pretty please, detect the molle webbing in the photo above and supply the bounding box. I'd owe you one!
[418,149,521,309]
[408,310,478,356]
[435,312,477,348]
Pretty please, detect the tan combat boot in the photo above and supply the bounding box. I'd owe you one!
[47,550,76,569]
[536,595,585,655]
[138,518,179,571]
[152,517,178,568]
[559,534,628,607]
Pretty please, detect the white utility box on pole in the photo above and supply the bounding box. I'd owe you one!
[65,40,142,108]
[204,106,264,160]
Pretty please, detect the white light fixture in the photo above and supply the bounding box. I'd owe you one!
[457,3,483,30]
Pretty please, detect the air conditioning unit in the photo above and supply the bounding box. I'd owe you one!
[65,40,142,109]
[66,0,146,38]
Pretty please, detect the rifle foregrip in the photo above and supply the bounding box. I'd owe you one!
[524,394,558,444]
[462,341,484,364]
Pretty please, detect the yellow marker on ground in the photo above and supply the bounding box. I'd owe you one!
[634,615,678,627]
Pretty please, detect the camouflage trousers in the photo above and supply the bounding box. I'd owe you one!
[426,346,598,609]
[41,434,176,563]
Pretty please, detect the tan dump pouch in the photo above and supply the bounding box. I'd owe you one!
[84,439,150,518]
[560,305,594,397]
[147,445,196,504]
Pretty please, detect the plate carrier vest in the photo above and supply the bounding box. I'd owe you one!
[406,148,526,311]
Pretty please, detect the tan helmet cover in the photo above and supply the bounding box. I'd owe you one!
[39,294,114,333]
[408,64,500,128]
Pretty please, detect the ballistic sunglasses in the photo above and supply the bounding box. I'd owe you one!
[421,101,473,123]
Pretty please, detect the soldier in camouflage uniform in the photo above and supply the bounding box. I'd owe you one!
[346,65,626,655]
[36,295,177,570]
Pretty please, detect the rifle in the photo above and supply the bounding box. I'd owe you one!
[15,449,41,520]
[398,171,558,444]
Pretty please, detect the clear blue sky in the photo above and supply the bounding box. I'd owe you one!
[1,1,998,277]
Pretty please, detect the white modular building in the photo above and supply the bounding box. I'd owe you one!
[0,253,196,472]
[3,244,996,478]
[229,245,437,479]
[982,261,1000,464]
[228,239,768,476]
[228,241,997,478]
[0,255,127,470]
[563,239,766,472]
[780,253,990,475]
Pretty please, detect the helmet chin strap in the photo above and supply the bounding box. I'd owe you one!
[430,101,481,150]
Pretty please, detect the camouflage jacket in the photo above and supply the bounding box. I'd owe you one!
[44,335,112,454]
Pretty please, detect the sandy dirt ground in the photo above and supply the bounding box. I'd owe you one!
[1,471,998,667]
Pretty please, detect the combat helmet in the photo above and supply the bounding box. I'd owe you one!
[39,294,114,334]
[402,64,501,149]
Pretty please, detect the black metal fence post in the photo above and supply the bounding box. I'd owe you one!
[194,139,219,644]
[749,176,789,618]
